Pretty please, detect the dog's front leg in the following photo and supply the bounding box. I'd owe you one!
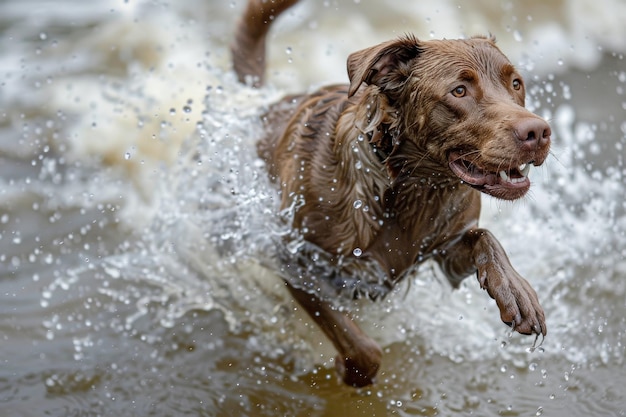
[285,282,382,387]
[437,229,547,337]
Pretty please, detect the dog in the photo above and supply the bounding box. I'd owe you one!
[231,0,549,387]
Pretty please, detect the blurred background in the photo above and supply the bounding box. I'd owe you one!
[0,1,624,416]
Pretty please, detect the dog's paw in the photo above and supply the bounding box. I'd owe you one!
[478,268,547,337]
[334,338,382,387]
[335,355,379,388]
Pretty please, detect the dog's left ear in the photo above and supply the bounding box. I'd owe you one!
[347,35,421,97]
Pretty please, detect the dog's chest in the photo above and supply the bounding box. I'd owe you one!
[367,185,478,278]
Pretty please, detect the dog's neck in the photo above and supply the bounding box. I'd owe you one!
[385,138,458,186]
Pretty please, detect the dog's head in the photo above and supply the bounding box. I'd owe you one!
[347,35,551,201]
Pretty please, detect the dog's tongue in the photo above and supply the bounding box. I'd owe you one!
[465,168,490,185]
[449,156,497,186]
[484,172,498,186]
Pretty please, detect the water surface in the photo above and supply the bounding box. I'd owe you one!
[1,1,625,416]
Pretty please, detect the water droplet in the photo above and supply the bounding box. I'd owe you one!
[285,46,292,55]
[183,106,192,113]
[353,199,363,209]
[39,32,47,40]
[513,30,523,42]
[353,248,362,257]
[169,108,176,115]
[124,152,131,160]
[536,407,544,415]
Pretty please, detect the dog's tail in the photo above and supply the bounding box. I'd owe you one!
[231,0,299,87]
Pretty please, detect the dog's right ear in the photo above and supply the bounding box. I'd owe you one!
[347,35,421,97]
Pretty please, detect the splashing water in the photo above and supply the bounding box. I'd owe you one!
[2,1,625,416]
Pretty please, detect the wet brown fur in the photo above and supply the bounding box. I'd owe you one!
[232,0,550,387]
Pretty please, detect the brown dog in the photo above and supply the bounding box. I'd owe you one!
[231,0,549,387]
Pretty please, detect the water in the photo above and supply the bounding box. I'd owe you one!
[1,1,625,416]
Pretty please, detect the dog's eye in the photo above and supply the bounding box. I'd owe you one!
[512,79,522,90]
[451,86,466,98]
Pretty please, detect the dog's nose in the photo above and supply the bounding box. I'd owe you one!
[514,118,551,151]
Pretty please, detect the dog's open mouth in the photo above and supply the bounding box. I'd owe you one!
[448,152,532,200]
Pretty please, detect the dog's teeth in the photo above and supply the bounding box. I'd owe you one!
[520,163,531,177]
[499,170,509,181]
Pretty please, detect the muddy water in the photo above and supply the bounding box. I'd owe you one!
[1,1,625,416]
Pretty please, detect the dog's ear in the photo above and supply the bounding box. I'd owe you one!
[347,35,421,97]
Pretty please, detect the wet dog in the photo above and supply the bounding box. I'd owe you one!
[231,0,549,387]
